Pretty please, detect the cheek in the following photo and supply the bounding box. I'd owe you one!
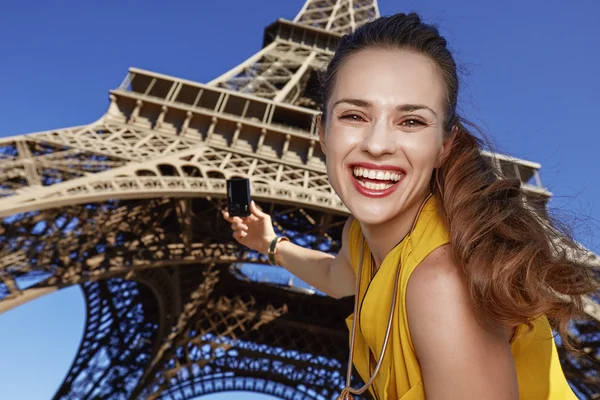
[325,126,360,157]
[402,135,443,168]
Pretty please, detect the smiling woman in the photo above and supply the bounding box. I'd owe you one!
[223,12,598,400]
[321,48,448,229]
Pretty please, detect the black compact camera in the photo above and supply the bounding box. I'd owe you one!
[226,177,251,217]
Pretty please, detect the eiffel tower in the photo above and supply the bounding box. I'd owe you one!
[1,1,599,399]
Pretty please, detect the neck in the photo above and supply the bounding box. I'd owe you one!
[360,193,431,270]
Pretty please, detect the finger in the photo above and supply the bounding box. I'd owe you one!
[229,216,242,225]
[232,222,248,231]
[233,230,247,243]
[222,210,232,222]
[250,201,267,219]
[223,211,241,224]
[242,214,259,223]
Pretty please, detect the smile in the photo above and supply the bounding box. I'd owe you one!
[349,164,405,198]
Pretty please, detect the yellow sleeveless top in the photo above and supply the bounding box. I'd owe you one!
[344,195,577,399]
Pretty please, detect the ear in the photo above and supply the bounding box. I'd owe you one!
[317,114,327,154]
[435,125,458,168]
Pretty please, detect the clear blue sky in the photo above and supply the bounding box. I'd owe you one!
[0,0,599,399]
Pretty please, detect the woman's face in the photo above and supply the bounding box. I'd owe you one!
[320,48,450,225]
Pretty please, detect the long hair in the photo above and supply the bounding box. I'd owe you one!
[319,13,597,351]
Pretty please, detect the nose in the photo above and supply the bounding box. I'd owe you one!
[359,119,395,157]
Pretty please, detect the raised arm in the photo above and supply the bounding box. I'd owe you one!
[224,201,356,299]
[406,244,519,400]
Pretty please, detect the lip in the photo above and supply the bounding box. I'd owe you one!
[349,162,406,173]
[347,164,405,199]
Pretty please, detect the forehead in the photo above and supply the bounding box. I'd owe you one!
[329,48,446,111]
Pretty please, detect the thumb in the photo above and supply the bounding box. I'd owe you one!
[250,201,267,219]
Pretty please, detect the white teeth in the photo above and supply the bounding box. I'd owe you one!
[352,167,404,182]
[358,180,395,190]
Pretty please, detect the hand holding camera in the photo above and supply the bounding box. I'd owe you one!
[223,178,276,255]
[223,178,351,298]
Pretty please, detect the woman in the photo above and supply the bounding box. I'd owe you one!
[223,13,597,400]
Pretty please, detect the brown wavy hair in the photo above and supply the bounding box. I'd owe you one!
[319,12,598,351]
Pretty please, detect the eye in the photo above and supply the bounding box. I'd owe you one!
[339,113,366,122]
[400,118,426,128]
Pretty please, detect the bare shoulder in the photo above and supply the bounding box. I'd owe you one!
[406,244,492,342]
[406,244,471,340]
[406,244,462,307]
[406,244,519,399]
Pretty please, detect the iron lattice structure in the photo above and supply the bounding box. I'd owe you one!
[0,1,599,399]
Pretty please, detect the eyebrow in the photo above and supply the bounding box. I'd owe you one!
[332,98,438,117]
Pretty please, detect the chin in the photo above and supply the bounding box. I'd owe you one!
[346,200,402,226]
